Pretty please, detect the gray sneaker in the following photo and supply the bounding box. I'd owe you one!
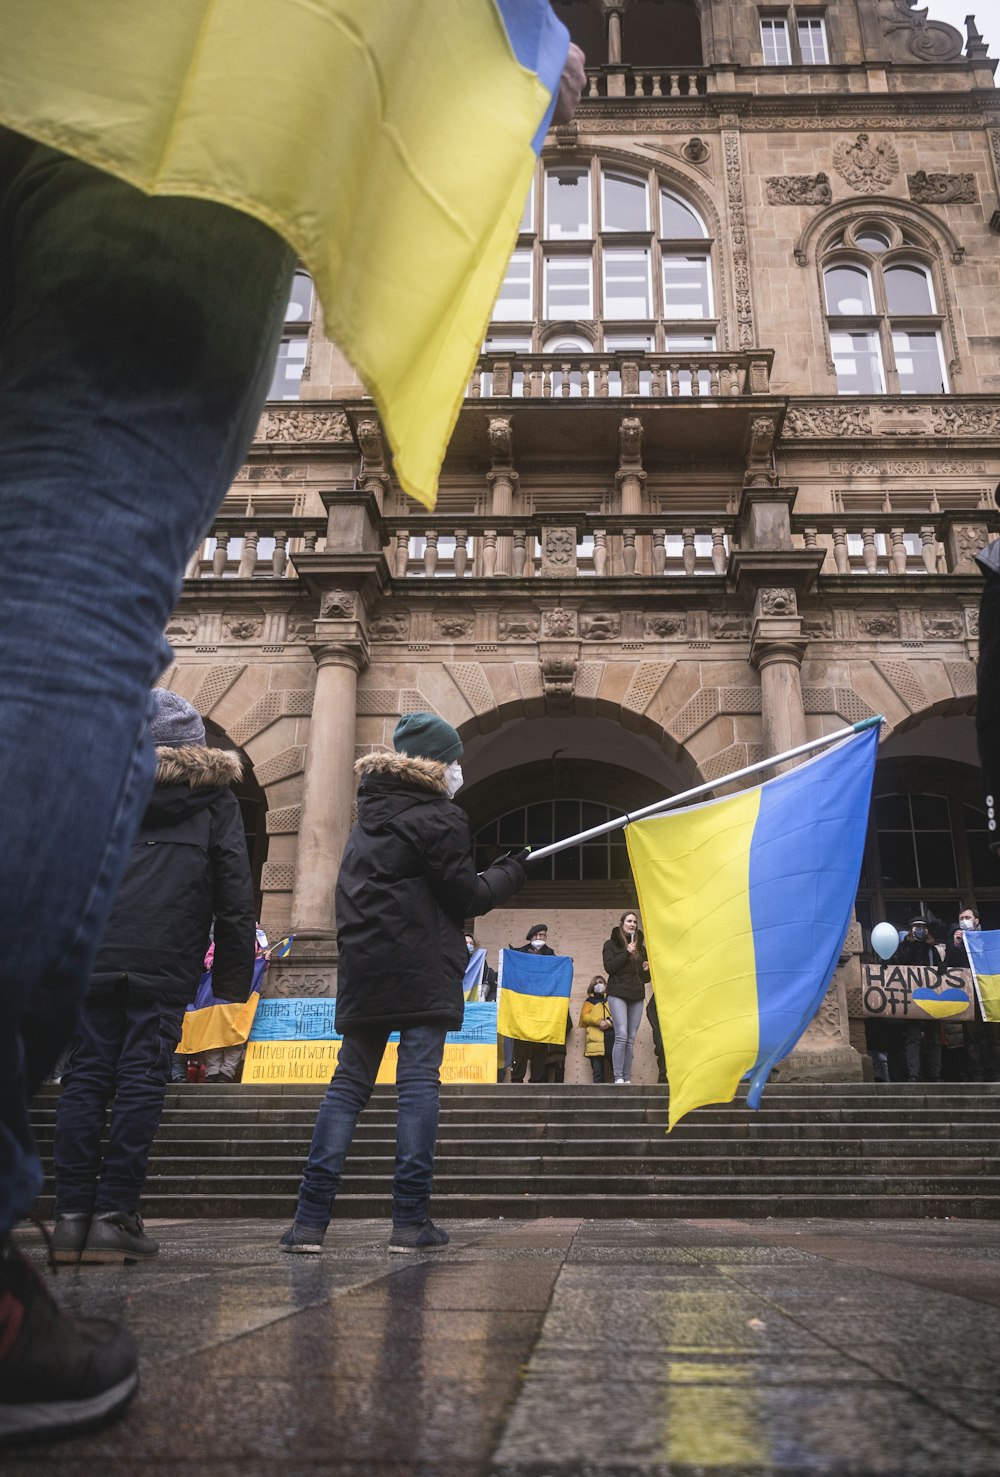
[278,1222,326,1254]
[81,1213,159,1266]
[51,1214,91,1266]
[388,1219,450,1254]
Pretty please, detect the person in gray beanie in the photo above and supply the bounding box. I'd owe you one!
[282,712,528,1255]
[51,690,255,1265]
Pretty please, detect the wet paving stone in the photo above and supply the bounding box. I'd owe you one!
[7,1217,1000,1475]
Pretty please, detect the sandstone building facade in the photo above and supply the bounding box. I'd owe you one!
[158,0,1000,1083]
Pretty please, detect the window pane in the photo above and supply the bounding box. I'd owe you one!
[660,192,706,239]
[519,185,534,234]
[665,333,717,350]
[824,265,874,315]
[603,248,651,318]
[493,250,532,321]
[554,799,580,835]
[602,171,648,232]
[545,169,591,239]
[856,228,890,253]
[526,803,552,841]
[830,330,884,394]
[760,17,791,64]
[893,331,946,394]
[663,255,711,318]
[268,337,306,399]
[483,333,531,353]
[581,845,608,880]
[885,264,935,315]
[497,812,525,846]
[879,832,918,888]
[797,17,828,63]
[544,255,592,318]
[605,332,655,350]
[875,794,911,829]
[910,794,951,830]
[554,847,580,881]
[915,832,957,889]
[285,272,314,323]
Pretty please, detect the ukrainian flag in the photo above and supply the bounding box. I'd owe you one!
[0,1,568,509]
[960,929,1000,1023]
[497,949,573,1045]
[626,727,878,1129]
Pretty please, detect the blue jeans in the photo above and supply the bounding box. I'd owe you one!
[0,129,294,1236]
[53,979,184,1216]
[608,996,644,1082]
[294,1024,449,1230]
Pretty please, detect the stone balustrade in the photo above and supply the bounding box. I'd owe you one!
[186,516,328,580]
[584,67,708,98]
[791,514,995,577]
[469,351,770,401]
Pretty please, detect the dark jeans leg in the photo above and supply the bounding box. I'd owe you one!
[392,1024,448,1227]
[0,131,295,1236]
[294,1028,388,1230]
[53,983,128,1215]
[902,1022,922,1082]
[94,995,183,1213]
[510,1040,530,1083]
[590,1056,605,1083]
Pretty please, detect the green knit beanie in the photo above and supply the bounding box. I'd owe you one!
[392,711,463,763]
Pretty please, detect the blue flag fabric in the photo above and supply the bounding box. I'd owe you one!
[497,948,573,1044]
[464,947,487,1001]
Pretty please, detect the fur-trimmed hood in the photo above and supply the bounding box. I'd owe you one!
[355,749,448,795]
[154,745,243,788]
[143,745,243,831]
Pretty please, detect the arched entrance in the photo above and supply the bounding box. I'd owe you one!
[205,717,269,914]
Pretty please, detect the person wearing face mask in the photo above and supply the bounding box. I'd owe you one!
[954,907,1000,1082]
[579,976,614,1083]
[896,916,942,1084]
[602,910,649,1085]
[280,711,526,1255]
[464,934,497,1003]
[509,926,559,1083]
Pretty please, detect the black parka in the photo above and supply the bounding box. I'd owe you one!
[975,539,1000,814]
[603,925,649,1003]
[334,752,526,1031]
[90,746,256,1006]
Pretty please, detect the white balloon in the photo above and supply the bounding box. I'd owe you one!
[871,922,900,961]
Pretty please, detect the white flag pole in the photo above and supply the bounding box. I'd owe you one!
[526,716,884,863]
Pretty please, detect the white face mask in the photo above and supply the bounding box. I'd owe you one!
[444,761,464,798]
[530,938,545,949]
[960,917,977,930]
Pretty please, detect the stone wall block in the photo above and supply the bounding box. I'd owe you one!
[266,805,303,835]
[254,746,307,789]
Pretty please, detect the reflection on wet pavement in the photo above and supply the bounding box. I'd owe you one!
[9,1216,1000,1474]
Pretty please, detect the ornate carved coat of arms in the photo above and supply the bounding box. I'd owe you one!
[833,134,899,195]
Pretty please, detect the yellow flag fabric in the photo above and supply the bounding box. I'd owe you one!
[961,930,1000,1023]
[179,994,260,1055]
[0,1,562,508]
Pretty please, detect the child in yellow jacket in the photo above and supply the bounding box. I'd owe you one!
[579,976,613,1084]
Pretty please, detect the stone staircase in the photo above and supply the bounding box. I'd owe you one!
[30,1081,1000,1219]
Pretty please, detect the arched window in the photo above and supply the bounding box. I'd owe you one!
[474,800,631,881]
[490,161,717,354]
[822,221,947,396]
[268,269,314,400]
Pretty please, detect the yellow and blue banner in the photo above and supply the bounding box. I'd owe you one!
[0,1,568,509]
[962,929,1000,1023]
[497,949,573,1045]
[242,998,499,1083]
[464,947,487,1002]
[178,953,268,1054]
[627,727,878,1129]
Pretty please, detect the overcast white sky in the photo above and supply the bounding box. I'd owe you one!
[924,0,993,52]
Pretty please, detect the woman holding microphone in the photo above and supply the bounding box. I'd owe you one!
[602,910,649,1084]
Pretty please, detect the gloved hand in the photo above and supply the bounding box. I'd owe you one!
[502,846,533,866]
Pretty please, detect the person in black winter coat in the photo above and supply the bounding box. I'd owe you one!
[509,924,559,1083]
[52,691,255,1264]
[896,916,942,1084]
[603,909,649,1084]
[975,534,1000,841]
[281,712,525,1255]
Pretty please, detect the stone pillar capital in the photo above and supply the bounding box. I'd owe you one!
[308,640,367,675]
[751,627,809,672]
[486,468,519,490]
[614,468,647,488]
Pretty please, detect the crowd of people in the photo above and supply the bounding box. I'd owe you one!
[865,910,1000,1084]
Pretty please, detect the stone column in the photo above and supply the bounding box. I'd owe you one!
[291,643,363,938]
[750,589,808,760]
[602,0,625,63]
[616,415,645,574]
[487,469,518,577]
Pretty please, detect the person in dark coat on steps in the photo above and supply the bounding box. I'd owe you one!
[51,691,256,1265]
[281,712,526,1255]
[509,924,558,1083]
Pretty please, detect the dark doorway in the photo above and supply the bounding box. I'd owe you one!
[205,718,268,914]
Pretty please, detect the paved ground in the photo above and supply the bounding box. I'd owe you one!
[9,1216,1000,1476]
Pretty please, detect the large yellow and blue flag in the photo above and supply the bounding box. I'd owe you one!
[626,726,878,1129]
[961,929,1000,1023]
[0,1,569,509]
[497,949,573,1045]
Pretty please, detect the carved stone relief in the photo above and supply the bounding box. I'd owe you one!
[802,612,834,640]
[784,405,873,437]
[856,613,900,638]
[930,405,1000,436]
[580,612,621,642]
[487,415,514,465]
[645,615,686,638]
[435,616,472,639]
[370,611,410,641]
[723,130,755,350]
[224,617,263,642]
[257,409,352,443]
[165,616,198,643]
[832,134,899,195]
[710,612,751,640]
[920,612,963,640]
[498,613,540,641]
[542,608,577,639]
[758,587,797,617]
[540,653,577,704]
[320,590,356,620]
[883,1,963,62]
[907,171,977,205]
[542,528,575,567]
[766,174,832,206]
